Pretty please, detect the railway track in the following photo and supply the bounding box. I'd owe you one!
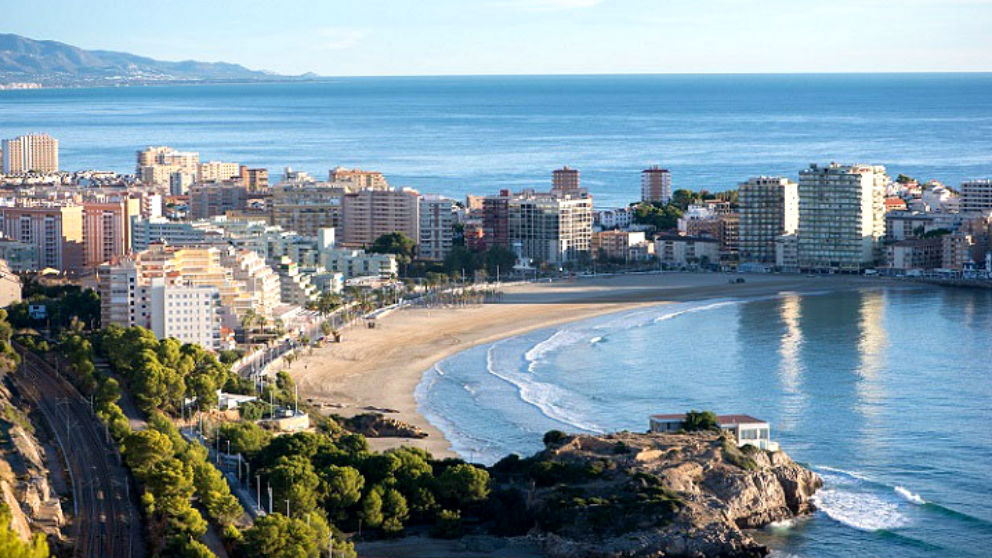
[12,346,144,558]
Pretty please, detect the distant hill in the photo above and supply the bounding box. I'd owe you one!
[0,34,306,87]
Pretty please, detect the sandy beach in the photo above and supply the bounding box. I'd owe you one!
[290,272,886,458]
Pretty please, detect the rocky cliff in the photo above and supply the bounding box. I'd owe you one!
[499,430,820,558]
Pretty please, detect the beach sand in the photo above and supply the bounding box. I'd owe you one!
[290,272,883,458]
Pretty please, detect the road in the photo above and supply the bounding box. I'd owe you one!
[12,346,145,558]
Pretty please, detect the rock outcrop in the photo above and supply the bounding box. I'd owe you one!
[343,412,428,439]
[500,431,820,558]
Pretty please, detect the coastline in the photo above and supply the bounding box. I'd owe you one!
[290,272,892,458]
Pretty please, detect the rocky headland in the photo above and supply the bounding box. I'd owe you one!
[489,430,821,558]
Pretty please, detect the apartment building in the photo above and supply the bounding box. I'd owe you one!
[738,177,799,264]
[591,230,652,261]
[551,166,582,196]
[136,146,199,186]
[240,166,269,192]
[197,161,241,183]
[1,134,59,174]
[961,179,992,214]
[270,183,347,237]
[341,187,420,247]
[81,199,141,268]
[419,195,454,261]
[508,190,593,265]
[797,163,888,272]
[131,217,207,251]
[480,192,511,250]
[0,204,84,271]
[98,259,220,349]
[641,166,672,204]
[148,278,221,350]
[188,183,249,219]
[320,249,397,279]
[328,167,388,190]
[654,234,719,267]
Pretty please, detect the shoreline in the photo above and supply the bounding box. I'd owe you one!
[290,273,896,458]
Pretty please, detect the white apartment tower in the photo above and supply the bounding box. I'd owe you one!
[797,163,888,272]
[2,134,59,174]
[419,195,455,261]
[641,166,672,204]
[508,191,593,265]
[738,177,799,264]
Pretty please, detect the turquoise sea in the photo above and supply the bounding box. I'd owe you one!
[416,287,992,557]
[2,74,992,206]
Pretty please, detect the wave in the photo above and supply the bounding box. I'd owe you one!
[589,336,603,344]
[486,342,603,433]
[523,328,590,370]
[812,488,908,531]
[894,486,925,505]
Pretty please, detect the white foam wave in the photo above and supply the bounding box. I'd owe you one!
[523,328,589,367]
[766,519,795,530]
[589,336,603,344]
[486,343,602,433]
[813,488,909,531]
[894,486,925,505]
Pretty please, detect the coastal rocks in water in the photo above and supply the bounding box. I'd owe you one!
[498,430,820,558]
[343,412,428,438]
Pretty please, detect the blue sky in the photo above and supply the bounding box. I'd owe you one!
[4,0,991,75]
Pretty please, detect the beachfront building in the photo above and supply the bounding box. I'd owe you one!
[275,256,319,306]
[775,234,799,272]
[739,177,799,265]
[0,204,84,272]
[649,413,779,451]
[592,230,653,262]
[2,134,59,174]
[961,179,992,214]
[679,205,739,263]
[654,234,719,268]
[340,186,421,247]
[419,194,455,261]
[270,182,347,237]
[797,163,888,272]
[886,238,943,271]
[641,165,672,204]
[320,248,398,279]
[507,190,593,266]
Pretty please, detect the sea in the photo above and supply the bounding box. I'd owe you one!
[415,287,992,557]
[2,74,992,207]
[4,75,992,556]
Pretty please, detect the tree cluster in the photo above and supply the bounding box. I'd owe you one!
[223,424,490,555]
[6,282,100,332]
[98,325,252,415]
[442,245,517,279]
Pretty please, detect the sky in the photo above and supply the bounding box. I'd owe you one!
[3,0,992,76]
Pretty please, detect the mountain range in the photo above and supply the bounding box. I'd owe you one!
[0,34,312,87]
